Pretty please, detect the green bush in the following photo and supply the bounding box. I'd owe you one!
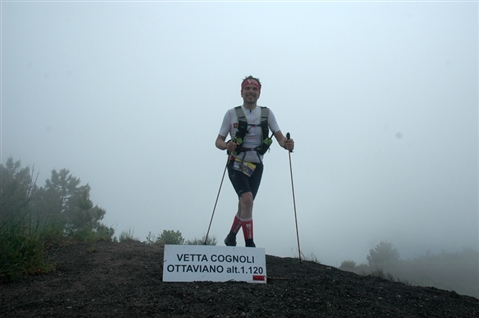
[0,157,115,281]
[119,228,140,242]
[145,231,217,246]
[339,260,357,271]
[157,230,185,245]
[186,235,217,245]
[367,241,400,266]
[0,217,60,282]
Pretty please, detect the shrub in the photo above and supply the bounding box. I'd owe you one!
[119,228,140,242]
[156,230,185,245]
[0,217,57,282]
[186,235,217,245]
[339,260,357,271]
[367,241,400,266]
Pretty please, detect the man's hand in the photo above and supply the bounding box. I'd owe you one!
[226,140,239,153]
[284,138,294,151]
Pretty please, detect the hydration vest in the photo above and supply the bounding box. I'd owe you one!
[232,106,273,158]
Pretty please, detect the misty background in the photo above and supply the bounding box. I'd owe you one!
[2,1,477,267]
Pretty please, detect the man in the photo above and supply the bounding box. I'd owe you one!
[215,75,295,247]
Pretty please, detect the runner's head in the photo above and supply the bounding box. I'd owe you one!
[241,76,261,94]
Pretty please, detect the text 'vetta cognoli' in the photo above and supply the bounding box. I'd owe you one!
[176,253,255,263]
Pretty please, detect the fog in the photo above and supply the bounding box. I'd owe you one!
[2,1,477,266]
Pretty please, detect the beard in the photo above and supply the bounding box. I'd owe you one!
[244,94,257,104]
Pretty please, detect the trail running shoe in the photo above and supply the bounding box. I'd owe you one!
[224,234,237,247]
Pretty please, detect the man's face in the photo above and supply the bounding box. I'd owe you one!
[241,84,260,104]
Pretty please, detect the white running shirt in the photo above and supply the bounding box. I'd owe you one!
[218,105,280,163]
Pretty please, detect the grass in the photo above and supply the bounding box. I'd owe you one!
[367,268,411,286]
[119,228,140,242]
[0,216,58,282]
[0,214,113,283]
[295,251,321,263]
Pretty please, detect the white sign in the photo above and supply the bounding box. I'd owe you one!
[162,245,267,283]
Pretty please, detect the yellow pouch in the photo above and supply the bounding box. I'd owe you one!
[232,158,256,177]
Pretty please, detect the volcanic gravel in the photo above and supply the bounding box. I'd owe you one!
[1,240,478,317]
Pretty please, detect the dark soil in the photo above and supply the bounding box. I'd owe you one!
[1,241,478,317]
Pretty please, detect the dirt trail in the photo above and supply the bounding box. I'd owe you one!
[1,241,478,317]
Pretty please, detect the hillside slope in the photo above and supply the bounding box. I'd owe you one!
[1,241,478,317]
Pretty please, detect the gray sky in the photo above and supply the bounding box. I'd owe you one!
[2,1,477,266]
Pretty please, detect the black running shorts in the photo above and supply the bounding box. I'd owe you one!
[227,160,264,199]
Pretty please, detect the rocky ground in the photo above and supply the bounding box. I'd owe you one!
[1,240,478,317]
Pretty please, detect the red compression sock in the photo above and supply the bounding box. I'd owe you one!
[241,218,253,240]
[230,214,242,234]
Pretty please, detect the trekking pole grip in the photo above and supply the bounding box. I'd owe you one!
[286,132,293,153]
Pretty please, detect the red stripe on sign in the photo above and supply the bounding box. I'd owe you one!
[253,275,265,281]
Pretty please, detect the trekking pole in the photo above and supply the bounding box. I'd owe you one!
[287,132,302,261]
[204,156,229,245]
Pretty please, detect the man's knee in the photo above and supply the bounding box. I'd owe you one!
[240,192,254,209]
